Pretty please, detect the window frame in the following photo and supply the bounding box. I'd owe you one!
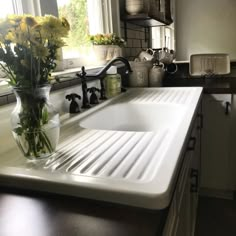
[16,0,121,69]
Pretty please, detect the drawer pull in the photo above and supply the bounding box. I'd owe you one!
[225,101,231,115]
[187,137,196,151]
[197,114,203,129]
[190,168,199,193]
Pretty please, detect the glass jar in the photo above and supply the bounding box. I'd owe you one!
[11,84,60,161]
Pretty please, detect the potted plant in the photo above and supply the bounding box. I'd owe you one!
[0,14,70,160]
[89,33,125,64]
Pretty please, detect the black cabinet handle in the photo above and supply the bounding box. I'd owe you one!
[190,168,199,193]
[225,101,231,115]
[187,137,196,151]
[197,113,203,129]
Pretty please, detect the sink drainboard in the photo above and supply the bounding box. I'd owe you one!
[44,129,170,183]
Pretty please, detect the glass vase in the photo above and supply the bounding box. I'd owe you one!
[11,85,60,161]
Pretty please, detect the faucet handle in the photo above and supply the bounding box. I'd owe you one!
[65,93,81,113]
[76,66,86,80]
[87,87,100,105]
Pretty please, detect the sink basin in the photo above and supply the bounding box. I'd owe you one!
[80,103,186,132]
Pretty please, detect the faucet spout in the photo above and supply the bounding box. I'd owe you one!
[85,57,132,100]
[96,57,133,78]
[86,57,132,79]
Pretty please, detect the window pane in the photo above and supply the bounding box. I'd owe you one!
[0,1,14,18]
[165,27,171,49]
[0,1,14,93]
[57,0,91,59]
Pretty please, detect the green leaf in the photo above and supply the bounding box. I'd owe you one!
[42,107,49,124]
[14,127,23,136]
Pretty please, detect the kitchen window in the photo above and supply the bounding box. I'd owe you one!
[0,0,120,93]
[151,25,175,50]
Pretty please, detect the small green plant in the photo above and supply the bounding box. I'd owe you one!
[89,33,125,47]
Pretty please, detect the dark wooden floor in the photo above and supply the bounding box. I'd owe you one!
[195,196,236,236]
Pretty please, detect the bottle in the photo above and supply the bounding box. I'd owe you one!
[104,66,121,98]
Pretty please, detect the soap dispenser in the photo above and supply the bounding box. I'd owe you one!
[104,65,121,98]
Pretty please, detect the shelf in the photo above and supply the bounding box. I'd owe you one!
[121,13,169,27]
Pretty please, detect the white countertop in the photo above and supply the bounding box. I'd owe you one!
[0,87,203,209]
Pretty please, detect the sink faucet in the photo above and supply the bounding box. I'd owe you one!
[76,66,91,109]
[86,57,133,100]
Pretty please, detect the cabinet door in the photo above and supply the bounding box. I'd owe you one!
[189,116,201,236]
[201,94,232,191]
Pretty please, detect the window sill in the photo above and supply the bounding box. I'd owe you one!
[0,62,127,106]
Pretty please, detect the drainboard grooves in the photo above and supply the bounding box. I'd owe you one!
[51,131,109,171]
[78,132,126,174]
[129,91,146,103]
[121,132,155,178]
[58,129,93,151]
[165,90,179,103]
[179,90,189,104]
[161,90,173,102]
[162,90,174,102]
[149,92,162,102]
[45,130,105,169]
[71,132,141,175]
[155,90,167,103]
[151,90,164,103]
[86,133,134,175]
[130,91,146,103]
[142,91,158,102]
[137,92,153,102]
[44,130,100,168]
[137,130,169,180]
[175,90,188,104]
[168,90,179,103]
[107,133,147,177]
[59,131,116,172]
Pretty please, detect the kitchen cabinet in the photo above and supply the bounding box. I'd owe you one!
[163,104,201,236]
[201,94,234,197]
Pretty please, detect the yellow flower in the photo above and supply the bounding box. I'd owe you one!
[5,31,15,42]
[61,17,70,31]
[0,14,70,86]
[32,44,49,61]
[39,15,68,38]
[24,16,38,27]
[7,15,23,27]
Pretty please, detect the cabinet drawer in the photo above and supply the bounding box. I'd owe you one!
[176,150,192,213]
[163,194,178,236]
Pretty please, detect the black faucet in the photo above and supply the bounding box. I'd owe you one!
[76,66,91,109]
[85,57,133,100]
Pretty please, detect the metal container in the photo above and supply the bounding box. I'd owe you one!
[128,61,153,87]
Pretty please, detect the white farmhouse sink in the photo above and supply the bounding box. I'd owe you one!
[0,87,203,210]
[80,103,186,132]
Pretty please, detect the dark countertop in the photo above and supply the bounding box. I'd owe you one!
[0,187,166,236]
[163,77,236,94]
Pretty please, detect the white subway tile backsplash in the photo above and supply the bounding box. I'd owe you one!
[126,39,133,47]
[133,39,141,48]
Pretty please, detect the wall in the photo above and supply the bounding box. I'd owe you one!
[175,0,236,61]
[120,22,149,60]
[119,0,150,60]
